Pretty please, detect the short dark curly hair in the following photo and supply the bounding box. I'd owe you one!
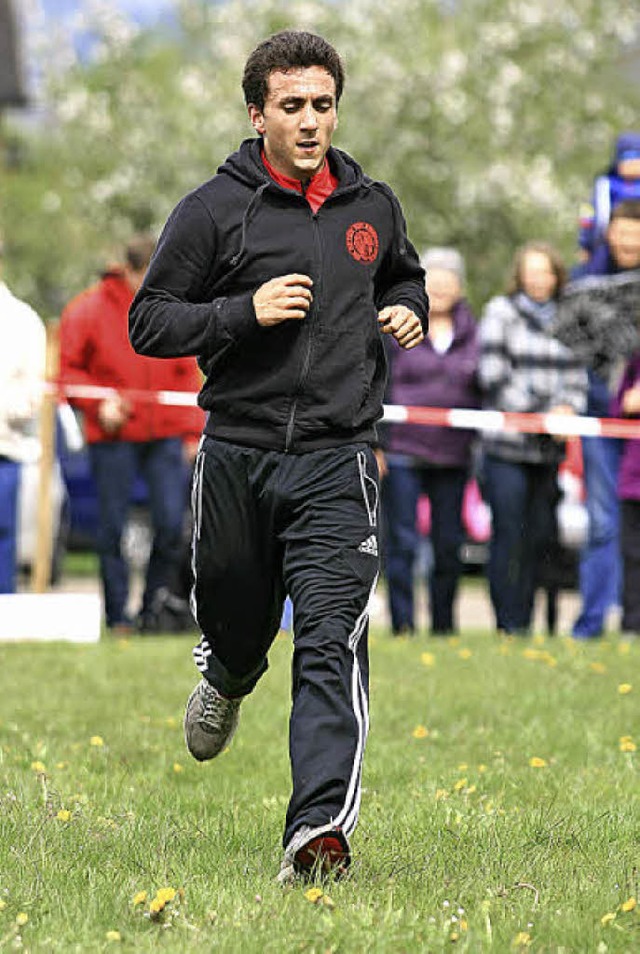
[242,30,345,111]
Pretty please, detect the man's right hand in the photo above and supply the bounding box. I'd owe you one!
[98,394,131,434]
[253,274,313,327]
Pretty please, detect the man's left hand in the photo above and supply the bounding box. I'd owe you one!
[378,305,424,349]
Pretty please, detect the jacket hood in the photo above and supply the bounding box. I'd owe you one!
[217,137,363,191]
[610,131,640,172]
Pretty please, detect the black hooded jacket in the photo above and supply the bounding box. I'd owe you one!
[129,139,429,453]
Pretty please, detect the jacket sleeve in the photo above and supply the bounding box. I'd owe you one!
[59,297,102,418]
[611,359,638,418]
[1,302,45,426]
[551,361,588,414]
[373,190,429,333]
[478,299,540,412]
[129,193,258,358]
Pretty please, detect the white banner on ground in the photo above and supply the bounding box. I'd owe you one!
[0,593,101,642]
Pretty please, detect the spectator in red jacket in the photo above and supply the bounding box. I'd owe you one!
[60,234,204,632]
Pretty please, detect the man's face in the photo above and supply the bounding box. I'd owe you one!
[248,66,338,181]
[607,217,640,270]
[618,158,640,180]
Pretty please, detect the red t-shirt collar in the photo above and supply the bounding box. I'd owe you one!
[261,150,338,214]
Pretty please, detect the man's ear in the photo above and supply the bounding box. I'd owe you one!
[248,104,265,135]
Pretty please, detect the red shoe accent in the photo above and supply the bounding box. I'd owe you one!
[295,832,350,876]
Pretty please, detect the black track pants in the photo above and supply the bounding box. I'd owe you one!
[190,437,380,846]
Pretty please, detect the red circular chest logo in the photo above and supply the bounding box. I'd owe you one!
[346,221,379,264]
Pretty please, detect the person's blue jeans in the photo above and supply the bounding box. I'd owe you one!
[382,461,466,634]
[89,439,186,627]
[572,436,622,638]
[0,458,20,594]
[483,455,558,634]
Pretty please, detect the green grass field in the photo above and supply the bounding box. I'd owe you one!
[0,627,638,952]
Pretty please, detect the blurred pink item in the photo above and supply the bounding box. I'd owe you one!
[417,479,491,543]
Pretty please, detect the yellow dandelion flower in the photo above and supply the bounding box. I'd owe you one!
[589,662,607,674]
[412,725,429,739]
[618,641,631,655]
[30,761,46,773]
[173,763,184,773]
[543,654,558,668]
[453,777,468,792]
[165,717,177,728]
[15,913,28,927]
[466,784,477,795]
[601,912,616,925]
[460,918,468,931]
[304,887,323,903]
[132,891,147,906]
[528,757,547,768]
[618,683,633,695]
[56,809,71,822]
[450,931,459,941]
[478,764,487,773]
[55,761,69,770]
[621,897,636,913]
[458,763,468,771]
[619,736,636,753]
[435,788,449,801]
[149,898,165,914]
[156,888,176,904]
[105,930,121,942]
[90,736,104,747]
[420,651,435,667]
[523,648,540,660]
[513,932,531,947]
[458,648,472,660]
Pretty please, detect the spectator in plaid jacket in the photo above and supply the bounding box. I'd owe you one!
[478,242,587,635]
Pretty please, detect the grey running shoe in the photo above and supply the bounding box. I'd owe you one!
[183,679,241,761]
[277,823,351,885]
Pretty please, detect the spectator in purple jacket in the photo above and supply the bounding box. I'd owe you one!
[611,356,640,636]
[381,248,480,635]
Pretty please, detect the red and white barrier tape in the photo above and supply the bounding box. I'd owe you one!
[50,382,640,439]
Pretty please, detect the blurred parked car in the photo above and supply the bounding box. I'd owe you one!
[57,406,191,572]
[17,456,68,584]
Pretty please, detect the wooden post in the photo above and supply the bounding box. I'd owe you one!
[31,321,59,593]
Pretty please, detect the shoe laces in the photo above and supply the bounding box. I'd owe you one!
[200,682,237,730]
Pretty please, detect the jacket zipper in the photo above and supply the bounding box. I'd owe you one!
[284,209,323,453]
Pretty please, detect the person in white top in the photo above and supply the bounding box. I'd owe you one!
[0,235,46,592]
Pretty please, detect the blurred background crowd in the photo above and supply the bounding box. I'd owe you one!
[1,0,640,639]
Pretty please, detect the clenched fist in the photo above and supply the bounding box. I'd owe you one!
[253,273,313,328]
[378,305,424,349]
